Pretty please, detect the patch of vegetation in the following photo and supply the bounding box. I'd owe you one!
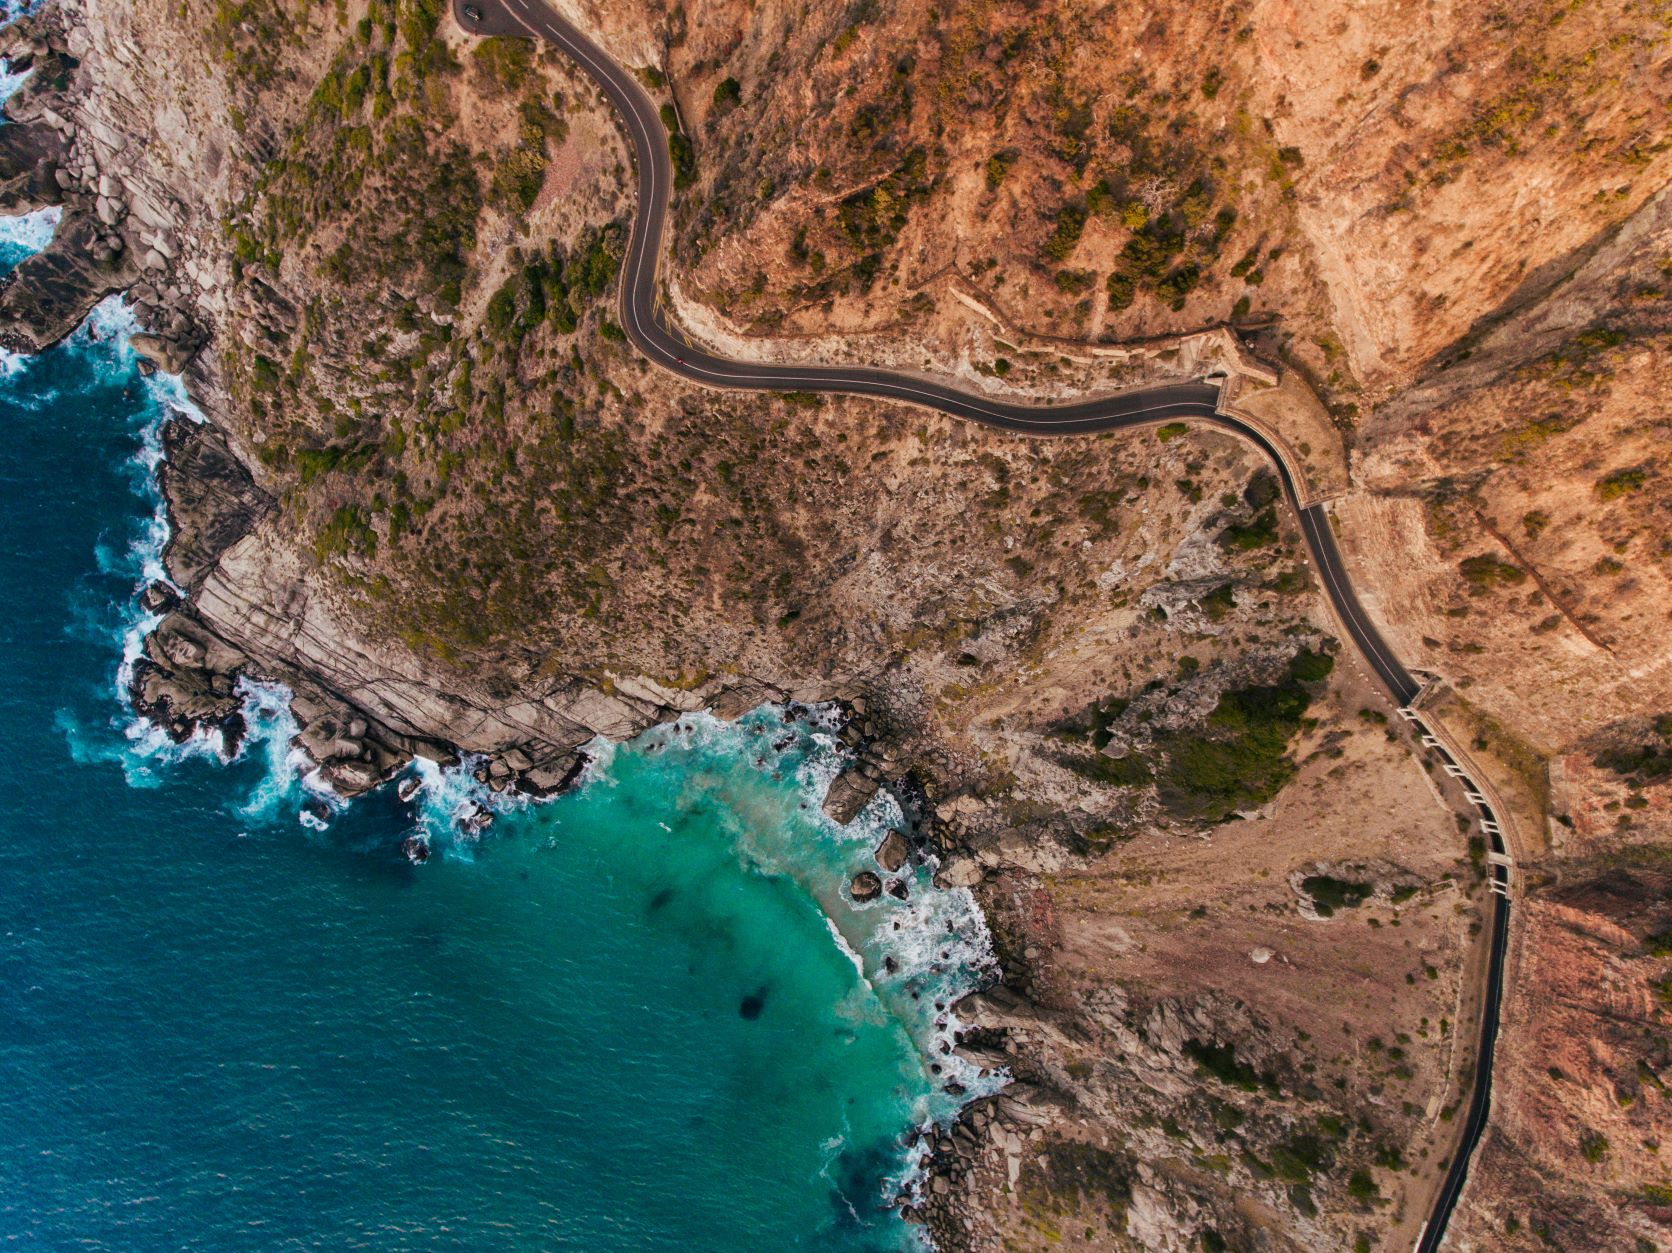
[1201,582,1237,621]
[1043,202,1088,261]
[1184,1038,1274,1092]
[835,149,932,289]
[1596,464,1649,502]
[1270,1129,1333,1184]
[1154,651,1325,822]
[1217,507,1278,552]
[1056,749,1152,789]
[1459,553,1526,593]
[1156,421,1190,442]
[711,76,741,109]
[668,130,697,189]
[1019,1139,1134,1222]
[470,36,533,95]
[1593,716,1672,784]
[1497,411,1579,460]
[1303,875,1372,917]
[1098,145,1235,311]
[1054,696,1131,750]
[1289,647,1334,682]
[1523,326,1626,390]
[985,148,1018,190]
[1347,1167,1381,1204]
[314,504,377,562]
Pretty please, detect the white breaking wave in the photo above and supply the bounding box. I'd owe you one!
[0,204,58,252]
[16,206,1002,1211]
[0,59,29,107]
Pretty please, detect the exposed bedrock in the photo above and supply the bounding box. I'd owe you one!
[0,9,207,366]
[141,419,808,799]
[0,117,66,214]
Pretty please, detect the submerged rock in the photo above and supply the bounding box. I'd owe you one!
[400,834,430,864]
[456,802,494,837]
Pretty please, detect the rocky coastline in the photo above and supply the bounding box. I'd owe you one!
[0,5,764,803]
[0,8,1145,1245]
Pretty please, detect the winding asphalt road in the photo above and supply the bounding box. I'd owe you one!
[457,2,1503,1245]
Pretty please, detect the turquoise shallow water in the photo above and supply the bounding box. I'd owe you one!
[0,221,997,1244]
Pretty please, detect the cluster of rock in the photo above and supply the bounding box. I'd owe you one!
[849,828,914,902]
[908,1053,1069,1245]
[0,13,204,366]
[817,696,901,822]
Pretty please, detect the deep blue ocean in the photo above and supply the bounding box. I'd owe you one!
[0,161,997,1248]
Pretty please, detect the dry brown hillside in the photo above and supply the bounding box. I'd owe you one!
[600,0,1672,401]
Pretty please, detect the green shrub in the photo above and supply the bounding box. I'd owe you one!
[985,149,1018,190]
[471,36,533,94]
[1458,553,1526,592]
[1289,647,1334,682]
[1156,664,1317,821]
[1346,1168,1379,1203]
[1043,203,1088,261]
[669,132,697,188]
[1303,875,1371,916]
[314,504,378,561]
[712,76,741,108]
[1218,506,1278,551]
[1271,1131,1330,1184]
[1596,465,1648,501]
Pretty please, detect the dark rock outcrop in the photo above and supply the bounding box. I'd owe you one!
[0,118,66,213]
[822,766,879,824]
[128,612,246,749]
[156,419,273,590]
[850,871,883,902]
[0,209,137,352]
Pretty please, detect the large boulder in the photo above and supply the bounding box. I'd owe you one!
[850,871,883,902]
[821,766,878,824]
[130,331,198,374]
[875,829,909,873]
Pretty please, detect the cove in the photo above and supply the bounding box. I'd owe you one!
[0,229,998,1247]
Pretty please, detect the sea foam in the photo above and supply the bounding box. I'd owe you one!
[7,186,1003,1216]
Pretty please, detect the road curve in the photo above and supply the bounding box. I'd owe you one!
[459,1,1494,1244]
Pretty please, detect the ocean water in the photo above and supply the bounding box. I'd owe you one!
[0,197,998,1245]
